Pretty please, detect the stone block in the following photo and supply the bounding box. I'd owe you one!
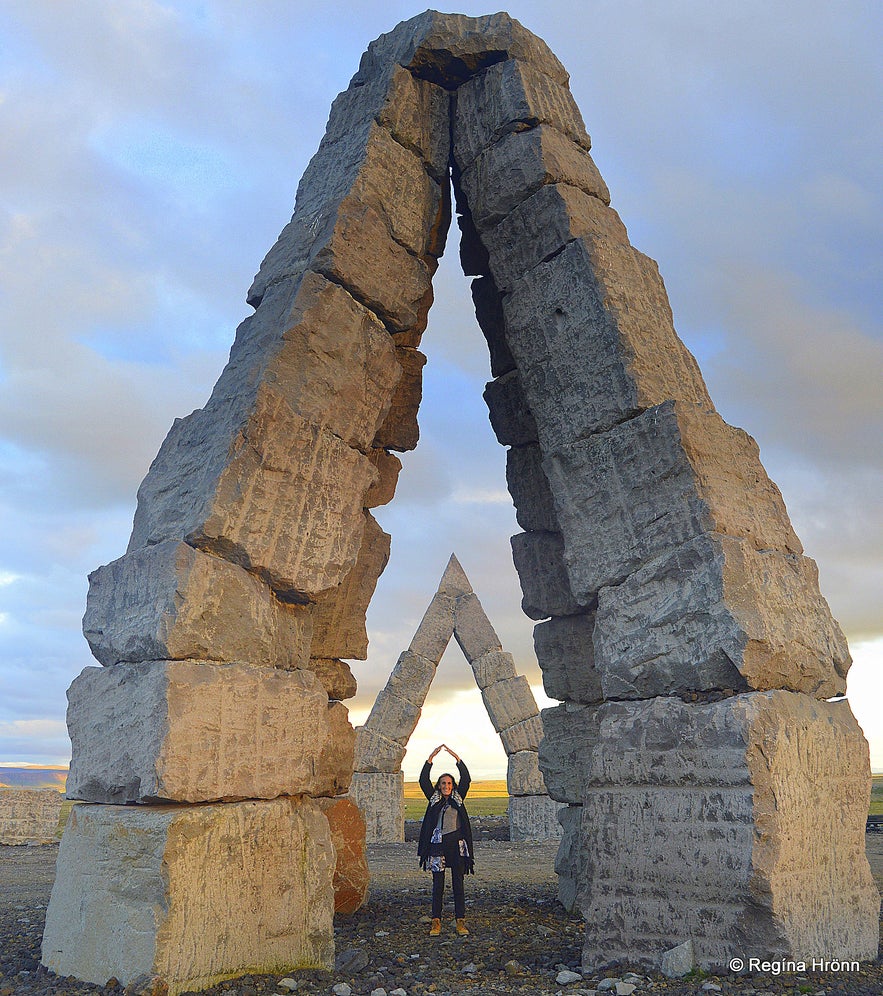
[470,649,517,690]
[373,348,427,451]
[508,794,565,842]
[453,592,503,662]
[506,444,558,532]
[511,531,585,620]
[310,512,391,660]
[437,553,473,597]
[534,613,602,705]
[364,688,421,746]
[481,674,539,733]
[484,182,630,292]
[459,125,609,230]
[133,402,376,601]
[316,797,369,914]
[660,940,695,978]
[307,657,358,700]
[348,770,405,843]
[539,703,602,804]
[325,64,450,182]
[41,798,335,993]
[453,58,590,170]
[0,788,63,845]
[66,661,352,804]
[555,804,585,912]
[84,540,313,668]
[545,401,803,598]
[483,370,538,446]
[594,532,850,700]
[499,714,544,754]
[577,693,879,970]
[471,275,515,377]
[502,238,711,450]
[409,591,455,663]
[353,726,407,773]
[262,269,402,451]
[386,649,437,705]
[507,750,546,796]
[365,448,402,507]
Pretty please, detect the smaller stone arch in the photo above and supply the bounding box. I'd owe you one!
[349,554,562,842]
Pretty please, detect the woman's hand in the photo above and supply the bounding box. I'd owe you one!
[427,744,444,763]
[445,745,461,763]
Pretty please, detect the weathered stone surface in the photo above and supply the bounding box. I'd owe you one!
[364,688,421,746]
[437,553,473,597]
[508,794,564,842]
[534,613,602,705]
[499,714,544,754]
[555,804,585,912]
[511,531,585,619]
[506,750,546,797]
[506,444,558,532]
[660,940,695,978]
[539,703,602,804]
[325,64,450,183]
[595,533,850,699]
[471,275,515,377]
[84,540,313,668]
[365,448,402,507]
[353,726,407,773]
[409,591,455,663]
[316,797,369,913]
[66,662,352,804]
[577,693,878,970]
[470,649,517,690]
[311,512,391,660]
[386,649,437,705]
[348,771,404,843]
[459,125,609,231]
[545,401,803,598]
[132,400,376,601]
[484,182,630,292]
[41,798,335,993]
[354,11,570,92]
[373,348,427,451]
[308,657,358,700]
[503,238,711,449]
[453,592,503,662]
[483,370,538,446]
[454,58,590,171]
[0,788,62,845]
[481,675,539,733]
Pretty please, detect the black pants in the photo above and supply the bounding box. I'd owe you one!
[431,831,465,918]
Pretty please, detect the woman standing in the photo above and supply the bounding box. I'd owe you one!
[417,743,475,936]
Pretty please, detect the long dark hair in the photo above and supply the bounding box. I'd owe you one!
[434,772,457,792]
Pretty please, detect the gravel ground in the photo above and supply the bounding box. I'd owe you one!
[2,823,881,996]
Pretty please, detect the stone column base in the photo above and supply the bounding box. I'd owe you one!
[509,794,564,841]
[0,788,63,845]
[349,770,404,842]
[41,798,335,995]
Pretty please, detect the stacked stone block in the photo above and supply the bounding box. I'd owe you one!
[351,554,560,842]
[48,10,877,990]
[447,35,876,970]
[0,788,63,845]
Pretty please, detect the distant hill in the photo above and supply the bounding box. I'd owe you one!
[0,765,67,791]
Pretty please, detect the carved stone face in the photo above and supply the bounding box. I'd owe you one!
[438,775,454,797]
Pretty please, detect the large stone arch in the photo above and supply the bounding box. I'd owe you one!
[43,10,877,993]
[349,553,562,844]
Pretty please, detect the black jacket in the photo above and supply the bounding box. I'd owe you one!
[417,759,475,874]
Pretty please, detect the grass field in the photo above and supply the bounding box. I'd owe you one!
[403,779,509,819]
[871,775,883,815]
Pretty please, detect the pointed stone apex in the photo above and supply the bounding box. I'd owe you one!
[437,553,473,597]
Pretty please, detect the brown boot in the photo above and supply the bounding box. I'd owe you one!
[456,917,469,936]
[429,918,441,936]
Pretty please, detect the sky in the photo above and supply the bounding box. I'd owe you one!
[0,1,880,781]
